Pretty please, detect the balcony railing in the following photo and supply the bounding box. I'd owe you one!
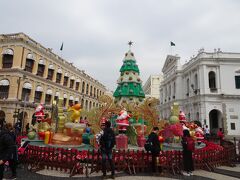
[0,92,8,99]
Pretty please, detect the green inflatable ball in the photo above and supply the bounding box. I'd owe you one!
[27,131,36,140]
[169,115,179,124]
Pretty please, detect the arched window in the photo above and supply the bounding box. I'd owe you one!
[82,81,85,93]
[70,76,75,89]
[186,78,190,96]
[86,84,89,95]
[75,97,79,105]
[209,71,216,90]
[47,64,54,80]
[34,86,43,103]
[22,82,32,101]
[54,91,60,101]
[97,89,99,98]
[169,85,171,100]
[63,93,67,107]
[56,69,62,83]
[25,53,35,73]
[45,89,52,104]
[93,87,96,97]
[0,79,10,99]
[36,59,45,77]
[89,101,92,109]
[90,86,92,96]
[75,79,80,91]
[63,73,69,86]
[81,99,84,109]
[194,74,198,89]
[2,49,14,68]
[69,96,74,106]
[173,82,176,99]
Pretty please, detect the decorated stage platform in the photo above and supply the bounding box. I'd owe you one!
[22,138,206,151]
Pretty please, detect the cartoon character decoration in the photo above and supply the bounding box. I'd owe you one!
[35,104,45,123]
[179,111,186,123]
[80,117,88,125]
[67,104,81,123]
[116,109,130,133]
[195,126,204,144]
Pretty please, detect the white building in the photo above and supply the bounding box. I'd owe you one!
[143,74,163,99]
[159,48,240,137]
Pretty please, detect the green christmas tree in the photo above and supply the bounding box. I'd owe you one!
[113,42,145,105]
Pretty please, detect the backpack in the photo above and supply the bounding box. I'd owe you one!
[100,130,115,150]
[186,137,195,151]
[144,141,153,152]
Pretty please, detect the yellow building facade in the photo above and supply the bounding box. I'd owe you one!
[0,33,106,128]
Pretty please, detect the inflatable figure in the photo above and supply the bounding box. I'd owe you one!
[35,104,45,122]
[179,111,186,123]
[195,126,204,144]
[116,109,130,133]
[67,104,81,123]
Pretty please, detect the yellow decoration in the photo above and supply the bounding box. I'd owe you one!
[67,104,81,123]
[172,102,179,116]
[57,98,66,133]
[44,131,50,144]
[190,131,195,137]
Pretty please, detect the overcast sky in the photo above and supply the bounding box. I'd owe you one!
[1,0,240,91]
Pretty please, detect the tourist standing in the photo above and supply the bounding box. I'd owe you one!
[14,121,21,136]
[204,125,210,140]
[6,123,18,179]
[0,124,17,180]
[147,127,160,174]
[182,129,194,176]
[217,128,224,145]
[100,121,116,179]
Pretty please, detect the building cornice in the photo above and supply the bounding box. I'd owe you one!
[0,33,106,89]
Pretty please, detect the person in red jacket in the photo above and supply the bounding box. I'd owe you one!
[217,128,224,145]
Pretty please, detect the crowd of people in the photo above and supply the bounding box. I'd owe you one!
[0,115,227,179]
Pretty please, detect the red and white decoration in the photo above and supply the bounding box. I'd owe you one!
[116,109,130,132]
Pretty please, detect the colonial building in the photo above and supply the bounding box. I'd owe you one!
[143,74,163,99]
[160,48,240,137]
[0,33,106,127]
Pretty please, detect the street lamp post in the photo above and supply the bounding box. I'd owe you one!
[13,105,20,125]
[21,93,29,135]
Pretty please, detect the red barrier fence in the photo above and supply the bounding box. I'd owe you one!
[20,140,237,177]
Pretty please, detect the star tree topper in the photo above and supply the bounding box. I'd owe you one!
[128,41,133,50]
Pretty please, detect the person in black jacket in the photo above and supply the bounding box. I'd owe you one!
[100,121,116,179]
[147,126,160,174]
[0,124,17,180]
[6,123,18,179]
[181,129,194,176]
